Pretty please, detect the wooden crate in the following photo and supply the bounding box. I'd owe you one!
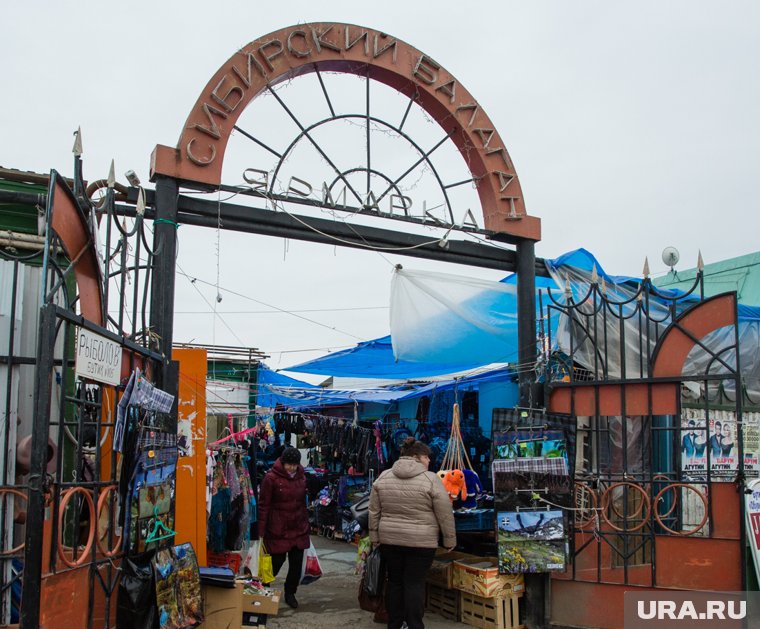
[425,583,460,622]
[452,558,524,598]
[426,550,475,588]
[460,591,523,629]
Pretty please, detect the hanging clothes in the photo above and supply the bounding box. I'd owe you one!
[206,447,254,552]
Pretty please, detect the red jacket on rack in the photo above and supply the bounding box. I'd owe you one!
[257,458,310,554]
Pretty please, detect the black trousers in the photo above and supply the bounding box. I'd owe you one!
[382,544,436,629]
[271,546,305,595]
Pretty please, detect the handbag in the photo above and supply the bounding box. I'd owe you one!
[258,541,275,584]
[300,540,323,585]
[358,574,383,613]
[358,573,388,623]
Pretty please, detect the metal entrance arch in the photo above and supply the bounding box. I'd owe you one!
[147,19,544,397]
[146,21,547,625]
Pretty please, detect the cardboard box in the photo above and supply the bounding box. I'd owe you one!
[452,558,524,599]
[241,611,267,628]
[240,588,281,617]
[426,550,475,588]
[200,583,241,629]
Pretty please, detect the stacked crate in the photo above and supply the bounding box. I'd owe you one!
[425,550,469,621]
[425,552,524,629]
[452,558,524,629]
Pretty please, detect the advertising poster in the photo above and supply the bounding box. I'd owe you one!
[681,410,760,481]
[497,509,566,573]
[745,479,760,587]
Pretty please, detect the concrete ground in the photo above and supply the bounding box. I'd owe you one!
[266,535,464,629]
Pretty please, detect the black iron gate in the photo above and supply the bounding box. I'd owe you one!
[0,158,167,628]
[541,261,750,588]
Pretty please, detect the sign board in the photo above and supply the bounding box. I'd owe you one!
[745,479,760,587]
[75,327,122,386]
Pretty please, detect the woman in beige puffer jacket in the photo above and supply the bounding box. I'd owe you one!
[368,438,456,629]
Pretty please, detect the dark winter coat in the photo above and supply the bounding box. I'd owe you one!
[258,458,310,554]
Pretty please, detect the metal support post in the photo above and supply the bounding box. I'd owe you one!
[149,176,179,387]
[19,304,56,629]
[516,239,548,629]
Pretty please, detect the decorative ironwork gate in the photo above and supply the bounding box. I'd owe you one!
[1,156,167,628]
[543,263,748,591]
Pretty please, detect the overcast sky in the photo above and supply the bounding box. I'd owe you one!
[2,1,758,376]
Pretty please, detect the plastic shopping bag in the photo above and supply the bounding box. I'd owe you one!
[258,542,275,584]
[363,546,384,597]
[243,540,260,577]
[300,540,323,585]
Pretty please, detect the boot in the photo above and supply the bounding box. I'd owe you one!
[285,592,298,609]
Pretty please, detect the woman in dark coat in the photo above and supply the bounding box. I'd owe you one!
[257,447,310,608]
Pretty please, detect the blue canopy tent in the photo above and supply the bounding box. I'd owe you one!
[258,366,514,409]
[278,335,497,379]
[255,364,319,408]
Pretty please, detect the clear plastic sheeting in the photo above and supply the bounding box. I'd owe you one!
[545,249,760,396]
[390,267,519,366]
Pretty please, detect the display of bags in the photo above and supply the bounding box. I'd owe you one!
[116,552,159,629]
[152,543,204,629]
[258,541,275,584]
[300,540,323,585]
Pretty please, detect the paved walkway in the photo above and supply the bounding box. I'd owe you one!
[266,535,464,628]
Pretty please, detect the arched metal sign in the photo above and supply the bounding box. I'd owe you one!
[151,22,541,241]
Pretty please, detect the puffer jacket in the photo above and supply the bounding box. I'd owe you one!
[368,456,456,549]
[258,459,310,554]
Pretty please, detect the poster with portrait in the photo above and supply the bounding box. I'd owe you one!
[681,410,759,481]
[680,414,709,478]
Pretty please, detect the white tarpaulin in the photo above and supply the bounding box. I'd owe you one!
[390,268,519,366]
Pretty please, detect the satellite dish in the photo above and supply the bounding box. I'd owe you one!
[662,246,680,270]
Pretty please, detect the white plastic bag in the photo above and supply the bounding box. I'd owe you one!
[243,539,260,577]
[300,540,323,585]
